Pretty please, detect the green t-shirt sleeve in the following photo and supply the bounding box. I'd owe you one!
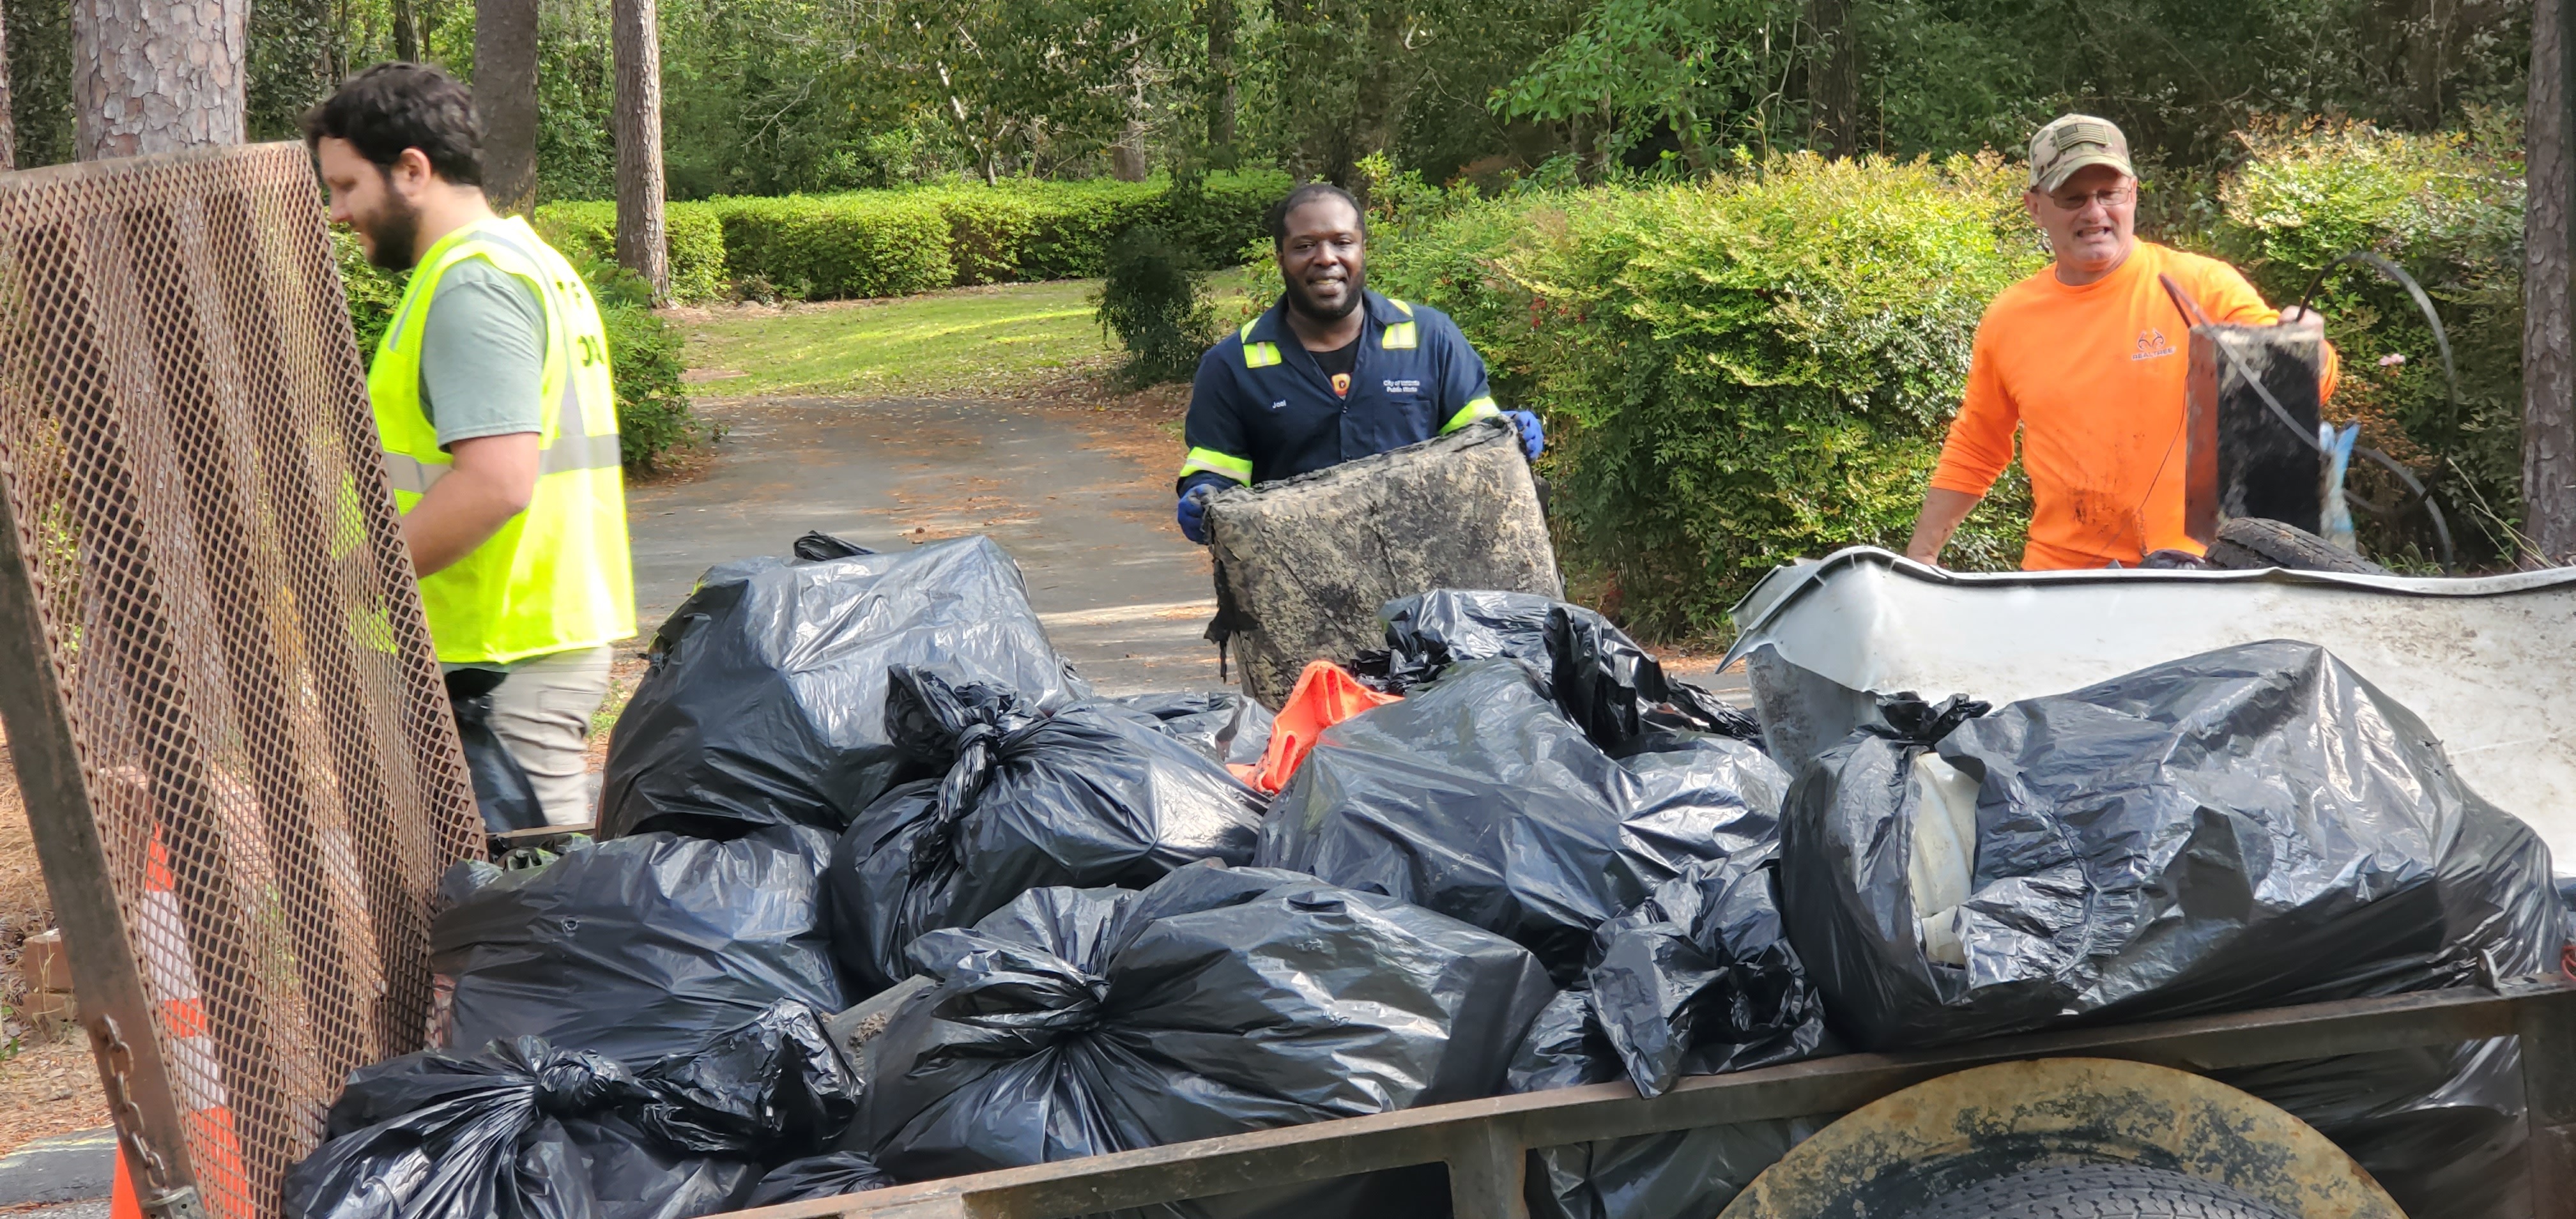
[418,258,548,449]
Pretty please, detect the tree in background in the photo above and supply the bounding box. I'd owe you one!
[477,0,537,211]
[2529,0,2573,558]
[72,0,248,157]
[0,4,15,169]
[613,0,668,300]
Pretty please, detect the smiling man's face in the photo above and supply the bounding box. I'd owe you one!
[2028,163,2136,279]
[1276,195,1365,323]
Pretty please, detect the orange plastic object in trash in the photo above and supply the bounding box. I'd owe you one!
[1248,661,1400,794]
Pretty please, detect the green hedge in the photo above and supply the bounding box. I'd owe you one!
[705,192,958,300]
[534,171,1287,304]
[1371,153,2045,639]
[721,171,1283,298]
[533,201,730,303]
[2212,116,2526,564]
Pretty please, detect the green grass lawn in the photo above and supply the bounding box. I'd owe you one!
[675,268,1264,399]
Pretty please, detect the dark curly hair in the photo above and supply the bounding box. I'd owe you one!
[301,62,484,187]
[1265,183,1366,247]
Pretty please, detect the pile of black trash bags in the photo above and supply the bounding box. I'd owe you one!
[290,537,2563,1219]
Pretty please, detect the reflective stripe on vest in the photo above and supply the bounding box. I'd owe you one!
[369,216,635,665]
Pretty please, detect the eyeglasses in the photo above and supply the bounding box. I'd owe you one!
[2046,186,2136,210]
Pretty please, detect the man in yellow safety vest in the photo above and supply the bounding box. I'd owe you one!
[305,63,634,827]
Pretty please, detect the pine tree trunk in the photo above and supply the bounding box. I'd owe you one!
[475,0,539,214]
[71,0,247,158]
[613,0,668,303]
[2527,0,2576,560]
[0,1,16,171]
[1351,0,1406,170]
[393,0,418,64]
[1805,0,1858,157]
[1204,0,1234,164]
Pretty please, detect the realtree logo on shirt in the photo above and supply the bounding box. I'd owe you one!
[2132,328,2175,361]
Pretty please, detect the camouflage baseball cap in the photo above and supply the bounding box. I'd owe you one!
[2028,114,2136,193]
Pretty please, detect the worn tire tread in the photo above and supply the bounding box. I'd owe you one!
[1905,1162,2297,1219]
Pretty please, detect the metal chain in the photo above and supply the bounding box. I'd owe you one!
[91,1015,202,1219]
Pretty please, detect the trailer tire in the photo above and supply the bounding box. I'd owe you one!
[2203,517,2386,574]
[1906,1163,2298,1219]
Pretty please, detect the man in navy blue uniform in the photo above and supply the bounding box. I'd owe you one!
[1173,183,1544,542]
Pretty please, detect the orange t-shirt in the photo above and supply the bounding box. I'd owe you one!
[1929,241,2340,570]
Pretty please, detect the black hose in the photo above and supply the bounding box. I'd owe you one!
[2297,251,2464,459]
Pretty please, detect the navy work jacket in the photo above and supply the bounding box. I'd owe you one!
[1179,289,1497,489]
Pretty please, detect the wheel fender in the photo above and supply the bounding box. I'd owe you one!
[1717,1056,2402,1219]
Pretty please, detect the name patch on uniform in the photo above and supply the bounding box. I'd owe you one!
[1270,399,1288,410]
[1382,378,1422,394]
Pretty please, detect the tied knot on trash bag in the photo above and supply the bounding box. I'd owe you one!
[907,932,1116,1052]
[1862,693,1989,747]
[285,1001,861,1219]
[528,1046,636,1116]
[887,667,1041,876]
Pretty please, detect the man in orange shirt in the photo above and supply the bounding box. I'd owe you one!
[1905,114,2338,570]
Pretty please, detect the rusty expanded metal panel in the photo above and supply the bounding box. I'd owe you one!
[0,142,483,1216]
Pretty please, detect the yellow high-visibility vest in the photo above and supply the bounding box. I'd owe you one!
[367,216,634,664]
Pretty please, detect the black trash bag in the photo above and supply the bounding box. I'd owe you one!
[447,668,548,834]
[1107,689,1275,768]
[1781,639,2561,1053]
[742,1151,896,1208]
[1257,659,1789,983]
[826,668,1266,994]
[2218,1038,2530,1219]
[599,535,1090,839]
[433,825,849,1064]
[284,1001,857,1219]
[851,862,1556,1219]
[1505,990,1825,1219]
[791,530,875,561]
[1581,852,1829,1098]
[1369,590,1761,746]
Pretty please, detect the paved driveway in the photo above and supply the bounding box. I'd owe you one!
[626,397,1223,696]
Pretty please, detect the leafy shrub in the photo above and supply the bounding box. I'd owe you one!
[2213,115,2527,562]
[1371,153,2046,638]
[334,229,403,353]
[576,257,714,472]
[1094,226,1218,385]
[533,201,732,303]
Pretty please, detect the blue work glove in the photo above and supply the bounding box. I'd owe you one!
[1505,410,1545,461]
[1176,483,1216,544]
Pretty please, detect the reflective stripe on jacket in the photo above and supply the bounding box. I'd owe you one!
[1179,289,1498,489]
[369,216,636,664]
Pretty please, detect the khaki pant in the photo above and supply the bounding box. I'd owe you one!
[487,645,614,827]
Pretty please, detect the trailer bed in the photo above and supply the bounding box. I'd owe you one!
[720,974,2576,1219]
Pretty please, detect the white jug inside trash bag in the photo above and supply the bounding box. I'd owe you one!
[1908,752,1979,967]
